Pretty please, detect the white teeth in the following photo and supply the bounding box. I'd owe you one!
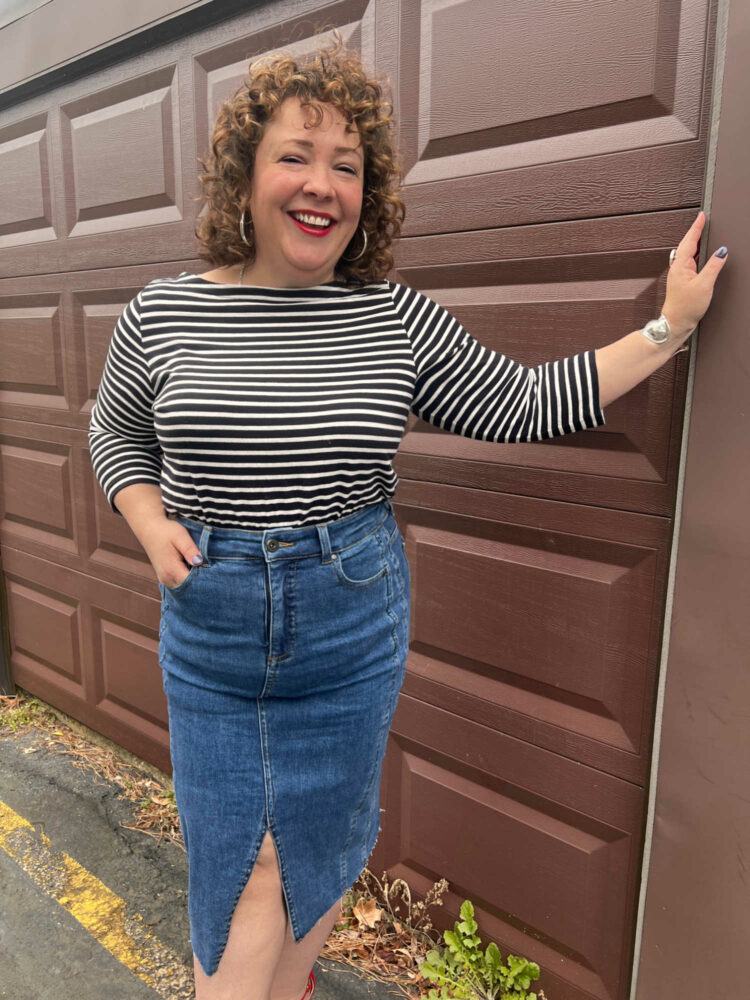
[291,212,333,228]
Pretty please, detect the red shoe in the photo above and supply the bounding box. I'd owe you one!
[300,971,315,1000]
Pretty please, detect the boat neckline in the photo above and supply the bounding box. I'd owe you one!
[180,272,356,291]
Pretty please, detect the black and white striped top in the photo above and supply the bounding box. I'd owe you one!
[88,272,605,529]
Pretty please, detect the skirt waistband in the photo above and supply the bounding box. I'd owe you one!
[171,499,394,565]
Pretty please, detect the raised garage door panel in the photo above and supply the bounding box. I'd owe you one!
[388,483,670,784]
[0,408,161,637]
[0,270,164,431]
[390,0,714,233]
[1,545,168,771]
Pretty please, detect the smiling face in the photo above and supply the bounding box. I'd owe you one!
[243,96,365,288]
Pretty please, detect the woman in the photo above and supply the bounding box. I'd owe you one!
[88,33,727,1000]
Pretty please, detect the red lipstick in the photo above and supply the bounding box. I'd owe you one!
[287,212,335,237]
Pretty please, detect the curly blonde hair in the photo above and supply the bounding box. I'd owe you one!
[194,31,405,285]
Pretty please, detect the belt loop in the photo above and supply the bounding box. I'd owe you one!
[198,524,212,565]
[385,498,394,515]
[316,523,333,564]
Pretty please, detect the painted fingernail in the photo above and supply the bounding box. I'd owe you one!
[191,554,203,565]
[715,246,728,258]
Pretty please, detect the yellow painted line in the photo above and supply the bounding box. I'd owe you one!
[0,798,192,998]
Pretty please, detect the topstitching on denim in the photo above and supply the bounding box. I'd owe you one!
[386,519,408,601]
[255,702,302,942]
[339,520,400,884]
[264,559,298,672]
[329,529,389,589]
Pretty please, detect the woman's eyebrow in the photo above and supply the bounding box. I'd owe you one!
[285,138,362,158]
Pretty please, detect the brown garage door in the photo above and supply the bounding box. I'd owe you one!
[0,2,719,998]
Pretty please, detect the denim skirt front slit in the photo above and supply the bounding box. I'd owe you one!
[157,498,410,978]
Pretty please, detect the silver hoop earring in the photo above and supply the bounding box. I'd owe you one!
[342,226,368,262]
[239,209,253,246]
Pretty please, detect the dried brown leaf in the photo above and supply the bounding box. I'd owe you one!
[353,897,384,929]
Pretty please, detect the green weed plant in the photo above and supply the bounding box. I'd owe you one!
[419,900,544,1000]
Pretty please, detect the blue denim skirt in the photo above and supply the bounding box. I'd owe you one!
[157,498,410,978]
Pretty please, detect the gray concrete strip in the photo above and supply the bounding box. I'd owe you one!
[0,846,161,1000]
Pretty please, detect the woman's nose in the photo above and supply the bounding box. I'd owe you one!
[301,165,334,199]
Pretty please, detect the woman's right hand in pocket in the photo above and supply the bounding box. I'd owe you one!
[139,516,204,590]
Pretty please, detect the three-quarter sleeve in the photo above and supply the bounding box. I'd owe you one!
[88,290,163,516]
[389,281,605,441]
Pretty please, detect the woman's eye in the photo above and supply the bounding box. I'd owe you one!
[281,156,357,174]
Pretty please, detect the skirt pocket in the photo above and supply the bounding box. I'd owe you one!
[331,528,389,589]
[163,564,200,596]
